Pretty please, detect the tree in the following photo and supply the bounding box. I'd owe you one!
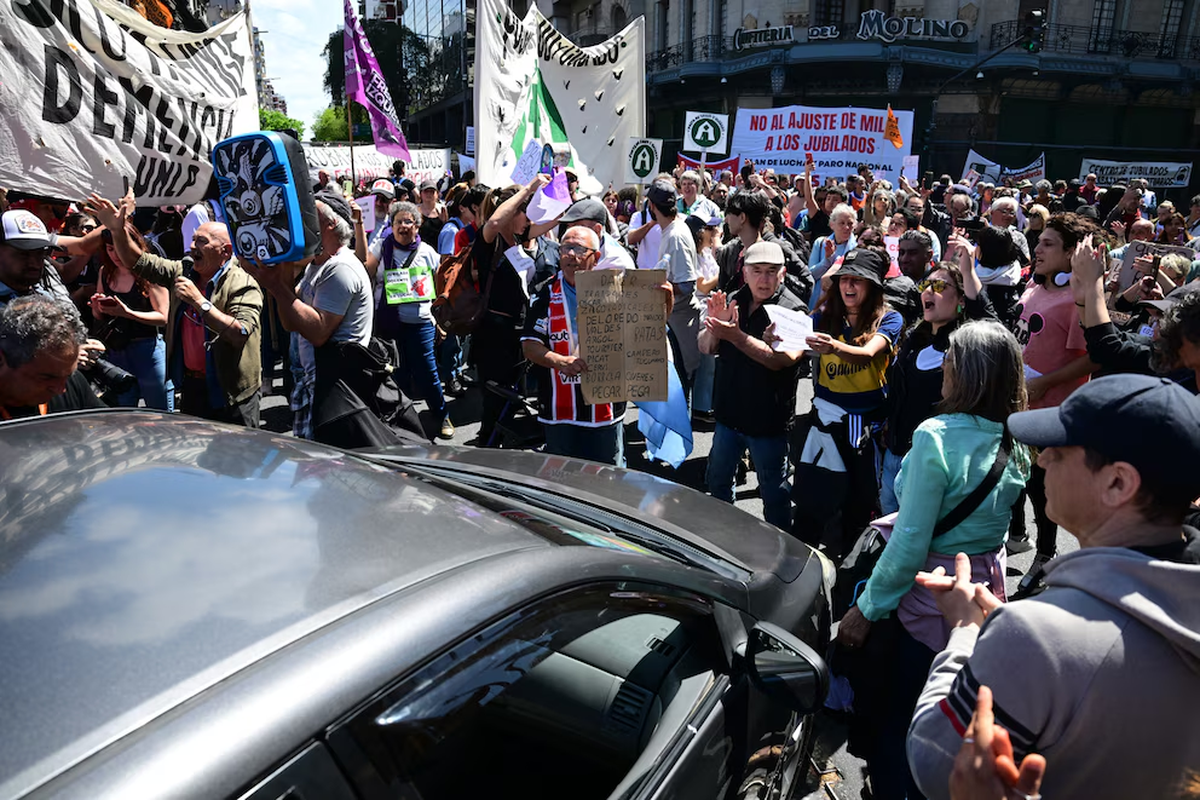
[259,107,306,139]
[311,106,349,142]
[323,22,444,120]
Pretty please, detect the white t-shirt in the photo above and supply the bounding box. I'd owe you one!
[630,210,662,270]
[367,238,437,323]
[657,217,697,285]
[295,246,373,380]
[597,231,636,271]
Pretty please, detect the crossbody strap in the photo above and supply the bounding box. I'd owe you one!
[932,429,1012,538]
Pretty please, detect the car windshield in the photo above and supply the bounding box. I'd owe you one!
[382,459,751,582]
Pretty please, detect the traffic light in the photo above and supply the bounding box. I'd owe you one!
[1022,9,1046,53]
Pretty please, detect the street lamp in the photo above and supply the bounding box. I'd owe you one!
[770,64,785,95]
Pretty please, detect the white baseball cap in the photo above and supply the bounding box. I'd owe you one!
[0,210,57,250]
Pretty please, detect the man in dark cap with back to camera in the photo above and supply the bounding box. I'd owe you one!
[647,178,703,391]
[909,373,1200,800]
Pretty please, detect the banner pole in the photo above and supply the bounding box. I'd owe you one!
[699,150,707,197]
[347,98,356,190]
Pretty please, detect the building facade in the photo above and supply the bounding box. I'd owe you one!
[401,0,1200,190]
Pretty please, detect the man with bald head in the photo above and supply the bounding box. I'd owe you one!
[89,195,263,426]
[522,226,672,465]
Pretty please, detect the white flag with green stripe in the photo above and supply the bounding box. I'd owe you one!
[475,0,645,190]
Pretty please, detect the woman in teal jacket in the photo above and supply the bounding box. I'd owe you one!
[835,320,1032,800]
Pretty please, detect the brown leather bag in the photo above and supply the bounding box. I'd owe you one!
[432,242,494,335]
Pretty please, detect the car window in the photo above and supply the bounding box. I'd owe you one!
[325,582,727,800]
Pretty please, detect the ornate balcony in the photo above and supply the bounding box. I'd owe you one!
[989,19,1200,61]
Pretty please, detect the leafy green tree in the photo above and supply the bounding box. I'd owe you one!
[259,107,306,139]
[311,106,349,142]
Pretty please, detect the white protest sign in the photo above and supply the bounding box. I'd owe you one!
[961,148,1001,183]
[625,138,663,184]
[764,305,814,352]
[902,155,920,184]
[465,126,475,155]
[731,105,913,179]
[0,0,257,205]
[1000,153,1046,185]
[510,140,545,185]
[455,153,476,175]
[884,236,901,276]
[684,112,730,155]
[475,0,646,190]
[353,196,376,233]
[301,144,450,187]
[1080,158,1193,188]
[1118,240,1197,291]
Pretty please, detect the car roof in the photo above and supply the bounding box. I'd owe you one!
[0,412,549,798]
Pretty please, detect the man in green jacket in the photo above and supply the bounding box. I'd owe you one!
[88,194,263,427]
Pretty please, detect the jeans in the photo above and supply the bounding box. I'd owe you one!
[392,320,446,419]
[692,352,716,414]
[437,332,464,383]
[180,375,260,428]
[706,422,791,530]
[879,447,904,514]
[108,335,173,411]
[543,422,625,467]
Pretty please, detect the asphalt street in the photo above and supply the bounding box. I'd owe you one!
[260,364,1078,800]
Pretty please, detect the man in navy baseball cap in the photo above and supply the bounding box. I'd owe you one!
[907,373,1200,800]
[1007,373,1200,510]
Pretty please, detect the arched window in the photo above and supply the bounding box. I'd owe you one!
[612,3,627,31]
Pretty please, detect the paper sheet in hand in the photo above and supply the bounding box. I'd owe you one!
[509,140,544,185]
[763,305,814,352]
[525,169,572,225]
[353,196,376,233]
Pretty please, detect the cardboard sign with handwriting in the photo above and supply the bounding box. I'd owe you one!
[577,268,668,403]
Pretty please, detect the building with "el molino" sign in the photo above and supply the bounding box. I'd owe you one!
[540,0,1200,187]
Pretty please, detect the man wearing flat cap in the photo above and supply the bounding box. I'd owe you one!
[558,198,634,272]
[908,374,1200,800]
[699,240,807,530]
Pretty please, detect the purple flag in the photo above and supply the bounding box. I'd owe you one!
[344,0,411,161]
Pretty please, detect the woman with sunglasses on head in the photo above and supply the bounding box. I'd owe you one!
[879,231,996,513]
[89,223,172,410]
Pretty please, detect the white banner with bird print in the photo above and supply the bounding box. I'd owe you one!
[474,0,645,191]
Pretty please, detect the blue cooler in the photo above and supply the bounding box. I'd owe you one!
[211,131,319,264]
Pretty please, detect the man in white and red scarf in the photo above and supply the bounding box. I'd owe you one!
[522,227,673,466]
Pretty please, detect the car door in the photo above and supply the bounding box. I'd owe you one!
[322,580,745,800]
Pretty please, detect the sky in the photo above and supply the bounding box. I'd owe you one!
[249,0,344,134]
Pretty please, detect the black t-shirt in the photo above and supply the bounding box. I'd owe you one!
[474,234,560,324]
[712,284,805,437]
[2,371,104,419]
[419,213,443,246]
[808,209,831,243]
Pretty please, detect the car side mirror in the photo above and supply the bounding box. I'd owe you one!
[745,621,829,714]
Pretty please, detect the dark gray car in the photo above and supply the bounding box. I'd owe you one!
[0,411,832,800]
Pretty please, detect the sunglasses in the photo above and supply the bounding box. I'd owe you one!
[560,244,596,258]
[79,224,98,233]
[393,218,417,227]
[918,278,950,293]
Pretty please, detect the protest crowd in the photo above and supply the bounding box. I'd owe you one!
[4,147,1200,800]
